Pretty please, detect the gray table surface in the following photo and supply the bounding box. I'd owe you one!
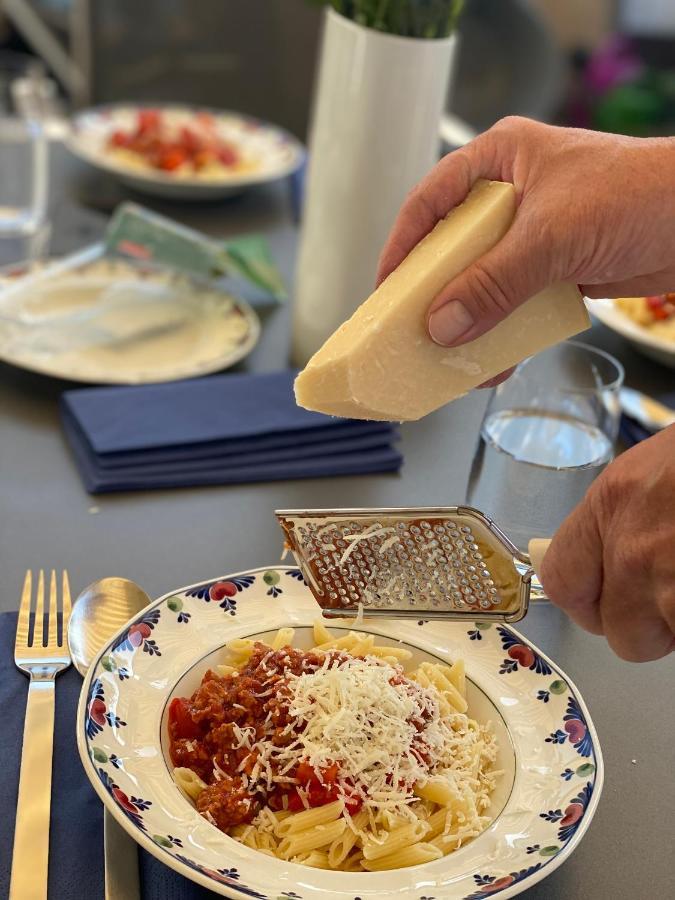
[0,143,673,899]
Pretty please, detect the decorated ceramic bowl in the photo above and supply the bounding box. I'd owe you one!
[76,567,603,900]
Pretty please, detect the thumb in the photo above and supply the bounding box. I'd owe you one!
[538,496,605,636]
[427,210,552,347]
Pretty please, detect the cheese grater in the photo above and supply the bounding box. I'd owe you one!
[276,507,546,623]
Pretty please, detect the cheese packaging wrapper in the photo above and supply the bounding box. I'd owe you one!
[294,179,590,421]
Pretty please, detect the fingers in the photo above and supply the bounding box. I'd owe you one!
[539,499,605,636]
[376,130,503,285]
[600,579,675,662]
[426,207,553,347]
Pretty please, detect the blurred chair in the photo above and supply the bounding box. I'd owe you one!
[70,0,323,139]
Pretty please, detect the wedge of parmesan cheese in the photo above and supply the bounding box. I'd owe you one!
[295,179,590,421]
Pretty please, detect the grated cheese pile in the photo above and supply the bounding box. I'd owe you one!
[240,654,495,822]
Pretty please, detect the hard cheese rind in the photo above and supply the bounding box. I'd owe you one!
[295,179,590,421]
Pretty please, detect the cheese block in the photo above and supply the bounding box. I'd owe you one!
[294,179,590,421]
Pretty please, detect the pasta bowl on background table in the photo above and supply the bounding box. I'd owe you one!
[77,566,603,900]
[67,105,305,200]
[588,297,675,369]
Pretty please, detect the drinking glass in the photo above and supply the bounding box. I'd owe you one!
[466,340,624,551]
[0,115,49,264]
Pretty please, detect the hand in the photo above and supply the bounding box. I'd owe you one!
[539,425,675,662]
[377,117,675,362]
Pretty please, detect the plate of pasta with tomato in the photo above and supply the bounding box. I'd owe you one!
[589,295,675,369]
[77,566,603,899]
[67,105,304,199]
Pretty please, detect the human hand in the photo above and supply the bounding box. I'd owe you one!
[377,117,675,365]
[538,425,675,662]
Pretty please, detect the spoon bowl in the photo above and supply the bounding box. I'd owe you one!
[68,576,151,676]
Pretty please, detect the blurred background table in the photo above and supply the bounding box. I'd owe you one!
[0,141,673,898]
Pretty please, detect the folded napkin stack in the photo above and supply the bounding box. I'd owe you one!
[60,371,402,493]
[620,390,675,447]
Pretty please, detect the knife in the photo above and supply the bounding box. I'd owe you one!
[619,387,675,432]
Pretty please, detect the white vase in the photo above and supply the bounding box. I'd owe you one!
[291,8,457,366]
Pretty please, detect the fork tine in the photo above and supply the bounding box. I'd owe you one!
[48,569,58,647]
[61,571,72,634]
[15,571,32,648]
[34,569,45,648]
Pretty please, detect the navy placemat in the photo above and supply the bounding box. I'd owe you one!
[0,611,224,900]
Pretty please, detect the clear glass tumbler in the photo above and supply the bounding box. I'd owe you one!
[466,340,624,551]
[0,115,49,264]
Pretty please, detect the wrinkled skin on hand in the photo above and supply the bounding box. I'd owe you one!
[377,118,675,660]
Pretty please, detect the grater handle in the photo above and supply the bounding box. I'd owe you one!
[527,539,552,601]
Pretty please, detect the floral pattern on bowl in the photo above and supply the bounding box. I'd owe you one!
[77,567,603,900]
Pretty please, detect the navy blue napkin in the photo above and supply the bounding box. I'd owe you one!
[620,390,675,447]
[0,611,223,899]
[60,371,402,493]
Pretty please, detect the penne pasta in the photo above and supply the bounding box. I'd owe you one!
[169,622,498,872]
[415,777,455,806]
[292,850,331,869]
[366,644,413,661]
[362,820,429,861]
[279,818,347,859]
[271,627,295,650]
[327,810,369,868]
[312,620,333,646]
[423,806,451,841]
[216,663,237,677]
[173,766,206,801]
[447,659,466,697]
[361,841,443,871]
[278,799,344,836]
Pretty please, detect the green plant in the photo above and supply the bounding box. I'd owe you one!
[309,0,464,38]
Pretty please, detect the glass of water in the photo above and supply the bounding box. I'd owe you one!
[466,340,624,551]
[0,115,49,264]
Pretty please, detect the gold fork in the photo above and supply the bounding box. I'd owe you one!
[10,571,71,900]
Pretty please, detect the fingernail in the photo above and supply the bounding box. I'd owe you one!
[428,300,474,346]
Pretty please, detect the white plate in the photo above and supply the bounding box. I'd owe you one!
[588,298,675,369]
[77,566,603,900]
[67,105,305,199]
[0,256,260,384]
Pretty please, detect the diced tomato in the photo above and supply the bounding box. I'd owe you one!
[195,111,216,129]
[343,793,363,814]
[168,697,201,740]
[158,147,187,171]
[217,144,239,167]
[646,295,665,311]
[137,109,161,134]
[179,126,203,155]
[109,129,130,148]
[295,762,316,785]
[193,149,216,170]
[287,790,305,812]
[652,306,671,320]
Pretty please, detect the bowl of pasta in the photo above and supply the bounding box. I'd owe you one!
[77,566,603,900]
[67,105,305,200]
[589,296,675,369]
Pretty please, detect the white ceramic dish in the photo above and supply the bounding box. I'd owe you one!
[0,255,260,384]
[67,105,305,200]
[589,298,675,369]
[77,566,603,900]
